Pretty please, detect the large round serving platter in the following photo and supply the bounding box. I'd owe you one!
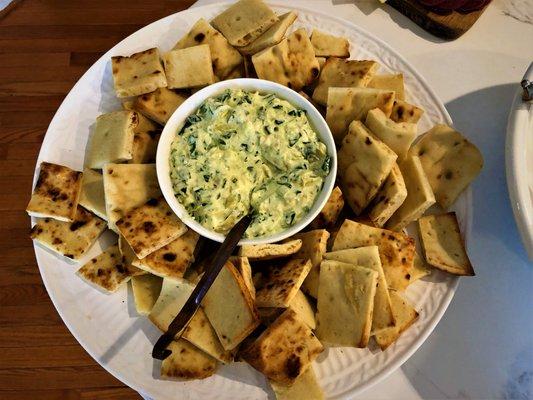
[31,2,471,399]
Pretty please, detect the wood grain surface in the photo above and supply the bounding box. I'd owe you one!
[0,1,195,398]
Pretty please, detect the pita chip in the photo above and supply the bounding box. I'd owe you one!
[102,163,161,232]
[131,274,163,315]
[410,251,432,284]
[111,48,167,98]
[368,163,407,227]
[211,0,278,47]
[133,87,188,125]
[324,246,395,333]
[418,212,474,276]
[375,290,419,350]
[386,156,436,232]
[332,219,416,291]
[26,162,82,222]
[365,108,417,160]
[310,29,350,58]
[390,100,424,123]
[238,11,297,55]
[241,309,323,385]
[127,113,161,164]
[408,124,483,209]
[269,366,324,400]
[367,73,405,100]
[252,28,320,92]
[163,45,215,89]
[238,239,302,261]
[30,206,106,260]
[255,259,312,307]
[312,58,379,105]
[229,256,255,299]
[310,186,344,229]
[78,169,106,220]
[316,260,378,347]
[161,339,217,380]
[326,87,395,143]
[257,290,316,329]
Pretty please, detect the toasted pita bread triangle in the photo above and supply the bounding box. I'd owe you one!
[326,87,395,143]
[410,251,432,284]
[324,246,395,333]
[368,163,407,227]
[310,29,349,58]
[312,58,379,106]
[386,156,436,232]
[30,206,106,260]
[316,260,378,347]
[131,274,163,315]
[102,163,161,233]
[269,366,324,400]
[241,309,323,385]
[229,256,255,299]
[26,162,83,222]
[161,339,217,380]
[173,18,243,80]
[111,48,167,98]
[238,11,297,55]
[408,124,483,209]
[368,73,405,100]
[257,290,316,329]
[332,219,416,291]
[418,212,474,276]
[375,290,419,350]
[390,100,424,123]
[132,87,189,125]
[78,169,107,221]
[211,0,278,47]
[163,45,215,89]
[238,239,302,261]
[310,186,344,230]
[365,108,417,160]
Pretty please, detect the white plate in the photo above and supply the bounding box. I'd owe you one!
[31,3,471,399]
[505,62,533,260]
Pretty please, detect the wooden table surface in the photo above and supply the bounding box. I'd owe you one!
[0,1,195,399]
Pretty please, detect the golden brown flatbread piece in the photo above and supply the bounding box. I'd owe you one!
[163,45,216,89]
[133,87,189,125]
[161,339,217,380]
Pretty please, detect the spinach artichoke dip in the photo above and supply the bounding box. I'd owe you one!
[169,89,331,238]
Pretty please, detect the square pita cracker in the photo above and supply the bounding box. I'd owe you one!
[316,260,378,347]
[163,45,215,89]
[229,256,255,299]
[365,108,417,160]
[255,259,312,307]
[390,100,424,123]
[116,197,187,259]
[332,219,416,291]
[102,163,161,233]
[111,47,167,98]
[203,261,259,350]
[418,212,474,276]
[310,186,344,229]
[173,18,243,80]
[324,246,395,333]
[133,87,189,125]
[408,124,483,209]
[131,274,163,315]
[312,58,379,105]
[85,111,137,169]
[252,28,320,92]
[211,0,278,47]
[368,163,407,227]
[310,29,350,58]
[30,206,106,260]
[386,156,436,232]
[78,169,106,221]
[241,308,323,385]
[338,121,397,214]
[326,87,395,143]
[288,230,329,299]
[375,290,419,350]
[161,339,217,380]
[149,278,234,363]
[77,244,138,292]
[269,366,324,400]
[132,229,199,280]
[26,162,82,222]
[367,73,405,100]
[238,11,297,55]
[238,239,302,261]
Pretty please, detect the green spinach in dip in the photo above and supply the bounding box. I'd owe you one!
[169,89,330,238]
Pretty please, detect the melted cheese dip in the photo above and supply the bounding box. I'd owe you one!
[169,89,330,238]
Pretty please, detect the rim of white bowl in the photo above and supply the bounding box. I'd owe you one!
[156,78,337,245]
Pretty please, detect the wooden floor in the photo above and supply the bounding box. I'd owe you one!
[0,1,195,398]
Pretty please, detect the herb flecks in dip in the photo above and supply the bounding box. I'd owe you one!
[169,89,330,238]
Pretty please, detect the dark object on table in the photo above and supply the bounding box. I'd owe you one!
[388,0,492,40]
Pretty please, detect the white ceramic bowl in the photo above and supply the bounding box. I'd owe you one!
[156,78,337,245]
